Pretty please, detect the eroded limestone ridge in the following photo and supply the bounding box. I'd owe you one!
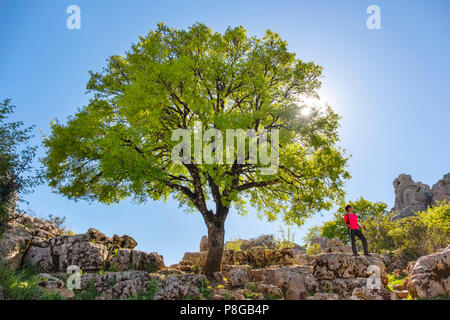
[390,172,450,220]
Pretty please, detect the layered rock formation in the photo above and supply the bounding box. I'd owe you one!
[406,244,450,299]
[390,173,450,220]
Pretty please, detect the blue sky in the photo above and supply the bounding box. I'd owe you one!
[1,0,449,265]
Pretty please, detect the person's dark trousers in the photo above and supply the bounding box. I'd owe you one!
[350,229,369,255]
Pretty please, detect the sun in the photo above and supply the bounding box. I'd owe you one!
[295,94,329,117]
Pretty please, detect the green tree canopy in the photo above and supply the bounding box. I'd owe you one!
[309,197,388,245]
[43,23,350,275]
[0,99,38,236]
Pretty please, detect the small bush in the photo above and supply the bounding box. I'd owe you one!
[0,263,43,300]
[127,278,159,300]
[306,243,321,255]
[73,279,98,300]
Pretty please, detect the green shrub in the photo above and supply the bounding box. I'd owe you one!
[306,243,321,255]
[0,263,42,300]
[199,278,213,299]
[386,202,450,259]
[127,278,159,300]
[225,238,243,251]
[73,279,98,300]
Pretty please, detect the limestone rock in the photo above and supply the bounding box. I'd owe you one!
[351,287,397,300]
[407,244,450,299]
[318,278,368,298]
[23,233,108,272]
[390,174,432,220]
[228,266,251,287]
[38,273,65,289]
[310,236,330,249]
[121,235,138,249]
[257,283,283,299]
[80,270,151,299]
[293,254,315,266]
[251,265,319,300]
[153,273,207,300]
[393,290,409,299]
[322,246,353,254]
[431,173,450,205]
[181,252,203,265]
[200,236,208,252]
[0,214,63,270]
[306,292,339,300]
[326,238,344,248]
[313,253,387,283]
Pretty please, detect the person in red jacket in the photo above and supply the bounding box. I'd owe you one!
[344,205,370,256]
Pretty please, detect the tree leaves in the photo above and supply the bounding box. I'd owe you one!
[42,23,350,226]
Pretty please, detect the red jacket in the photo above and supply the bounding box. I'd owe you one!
[344,213,359,230]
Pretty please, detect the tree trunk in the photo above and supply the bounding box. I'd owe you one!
[202,216,226,277]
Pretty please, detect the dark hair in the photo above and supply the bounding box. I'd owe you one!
[345,205,352,212]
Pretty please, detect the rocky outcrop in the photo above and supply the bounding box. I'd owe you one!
[179,246,299,269]
[391,174,432,220]
[0,214,63,270]
[431,173,450,205]
[22,228,164,273]
[306,292,339,300]
[153,273,208,300]
[0,213,165,274]
[109,249,165,272]
[251,265,319,299]
[80,270,151,299]
[310,236,329,249]
[351,287,397,300]
[313,253,389,299]
[313,253,387,282]
[407,244,450,299]
[389,172,450,220]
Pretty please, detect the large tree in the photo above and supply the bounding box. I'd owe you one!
[43,23,350,276]
[0,99,38,237]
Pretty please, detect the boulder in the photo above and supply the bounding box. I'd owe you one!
[393,290,409,299]
[407,244,450,299]
[80,270,151,299]
[306,292,339,300]
[181,252,203,265]
[251,265,319,300]
[293,254,315,266]
[390,174,432,220]
[38,273,65,289]
[351,287,397,300]
[86,228,111,245]
[313,253,387,284]
[109,249,165,272]
[257,283,283,299]
[121,235,138,249]
[431,173,450,205]
[310,237,330,249]
[0,214,63,270]
[322,246,353,254]
[326,238,344,248]
[153,273,207,300]
[228,266,251,287]
[318,278,368,298]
